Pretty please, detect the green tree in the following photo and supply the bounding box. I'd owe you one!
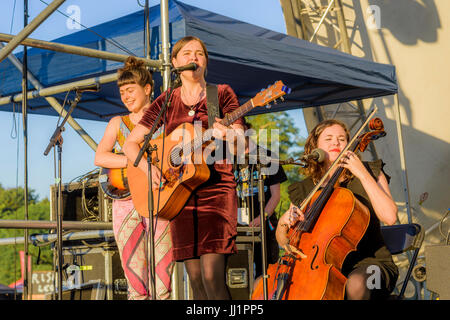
[0,184,38,216]
[246,111,306,216]
[0,186,53,286]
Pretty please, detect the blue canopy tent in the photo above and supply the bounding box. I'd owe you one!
[0,1,416,299]
[0,0,398,122]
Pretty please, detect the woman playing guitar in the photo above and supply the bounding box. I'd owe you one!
[123,36,246,300]
[276,119,399,300]
[94,57,173,300]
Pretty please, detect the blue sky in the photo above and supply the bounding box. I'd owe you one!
[0,0,307,200]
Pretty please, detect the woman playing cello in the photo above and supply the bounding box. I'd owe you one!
[276,119,399,300]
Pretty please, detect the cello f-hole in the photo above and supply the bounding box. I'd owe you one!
[310,244,319,270]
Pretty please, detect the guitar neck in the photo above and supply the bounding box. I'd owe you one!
[196,99,254,146]
[220,100,254,127]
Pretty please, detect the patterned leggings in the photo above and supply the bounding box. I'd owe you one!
[112,199,174,300]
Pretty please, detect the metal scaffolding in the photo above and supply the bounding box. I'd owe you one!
[280,0,412,222]
[1,0,416,301]
[279,0,415,298]
[0,0,172,300]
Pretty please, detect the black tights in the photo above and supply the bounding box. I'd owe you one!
[184,253,231,300]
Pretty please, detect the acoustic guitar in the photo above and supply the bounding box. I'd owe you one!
[127,81,291,219]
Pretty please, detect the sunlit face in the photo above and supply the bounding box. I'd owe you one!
[119,83,151,113]
[172,40,207,80]
[317,124,348,164]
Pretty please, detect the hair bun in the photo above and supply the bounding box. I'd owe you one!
[123,56,145,71]
[117,56,153,88]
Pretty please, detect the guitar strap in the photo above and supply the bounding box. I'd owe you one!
[206,84,220,128]
[116,115,136,150]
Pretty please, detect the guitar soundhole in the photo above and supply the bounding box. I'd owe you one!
[170,147,183,167]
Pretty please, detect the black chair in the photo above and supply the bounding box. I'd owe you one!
[380,223,424,299]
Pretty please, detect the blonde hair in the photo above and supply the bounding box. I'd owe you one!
[301,119,352,184]
[117,56,153,88]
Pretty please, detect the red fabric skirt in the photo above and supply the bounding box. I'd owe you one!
[169,166,238,261]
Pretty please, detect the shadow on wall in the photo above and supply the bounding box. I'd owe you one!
[374,96,448,231]
[350,0,440,138]
[366,0,441,45]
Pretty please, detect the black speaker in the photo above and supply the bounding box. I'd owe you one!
[61,245,127,300]
[226,243,255,300]
[50,179,112,223]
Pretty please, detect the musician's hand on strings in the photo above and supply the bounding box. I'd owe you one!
[339,150,368,180]
[212,117,232,140]
[281,203,305,227]
[276,203,307,259]
[150,165,165,190]
[212,117,245,143]
[282,243,307,259]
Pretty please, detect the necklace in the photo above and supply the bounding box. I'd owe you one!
[188,106,196,117]
[181,86,205,117]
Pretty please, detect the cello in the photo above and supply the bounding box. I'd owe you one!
[251,109,386,300]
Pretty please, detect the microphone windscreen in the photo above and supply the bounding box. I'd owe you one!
[312,148,326,163]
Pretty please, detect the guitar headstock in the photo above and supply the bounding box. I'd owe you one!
[252,81,291,108]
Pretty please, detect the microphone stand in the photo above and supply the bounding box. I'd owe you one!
[133,78,175,300]
[43,89,84,300]
[256,162,269,300]
[249,153,308,300]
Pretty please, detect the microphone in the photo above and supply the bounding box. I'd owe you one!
[171,62,198,73]
[300,148,325,163]
[74,83,100,92]
[241,154,307,166]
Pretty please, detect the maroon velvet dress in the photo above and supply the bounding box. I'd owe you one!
[139,84,244,261]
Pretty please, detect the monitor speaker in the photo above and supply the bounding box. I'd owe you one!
[50,179,112,223]
[226,243,255,300]
[60,245,127,300]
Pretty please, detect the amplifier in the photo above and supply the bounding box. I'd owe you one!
[60,245,127,300]
[226,243,255,300]
[50,178,112,223]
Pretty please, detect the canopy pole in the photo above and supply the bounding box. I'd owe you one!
[22,0,31,301]
[160,0,171,91]
[0,72,118,106]
[145,0,151,61]
[0,230,115,246]
[393,93,412,224]
[0,219,111,230]
[0,32,161,69]
[0,42,98,151]
[0,0,66,63]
